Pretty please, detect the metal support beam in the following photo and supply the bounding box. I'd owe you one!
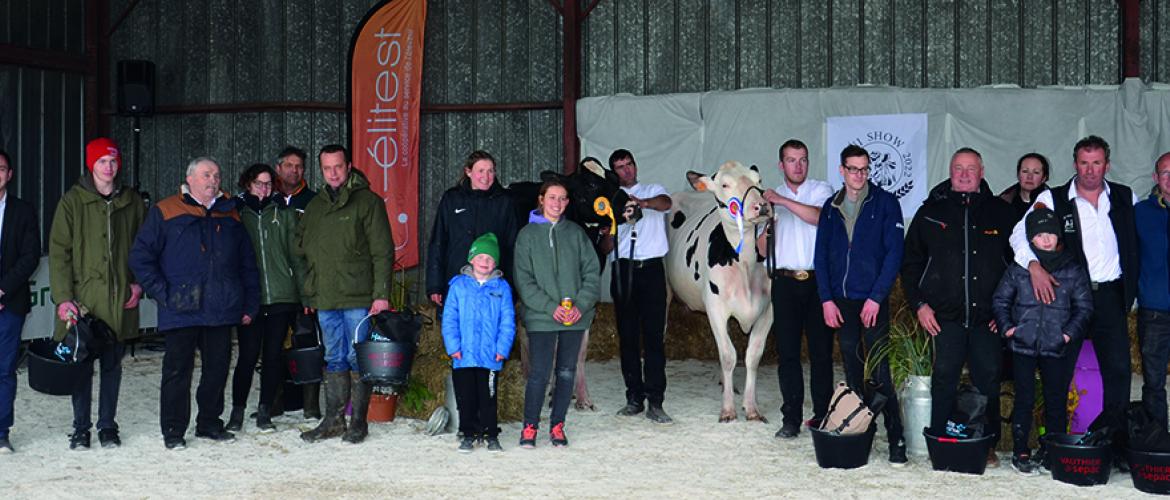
[0,45,88,73]
[101,101,562,116]
[561,0,581,175]
[1120,0,1141,78]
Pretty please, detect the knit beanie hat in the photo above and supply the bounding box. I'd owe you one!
[86,137,120,171]
[1025,206,1061,242]
[468,232,500,263]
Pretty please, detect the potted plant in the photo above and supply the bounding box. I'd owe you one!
[864,306,934,456]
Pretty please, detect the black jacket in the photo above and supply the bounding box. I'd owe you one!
[901,180,1016,326]
[0,194,41,315]
[992,262,1094,358]
[425,178,518,297]
[1049,180,1139,310]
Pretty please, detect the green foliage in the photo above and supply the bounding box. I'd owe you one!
[397,376,436,414]
[863,306,934,390]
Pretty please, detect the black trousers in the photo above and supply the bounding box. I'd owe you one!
[834,298,904,441]
[232,309,295,408]
[1012,352,1071,454]
[71,341,126,432]
[160,325,232,439]
[930,320,1001,439]
[771,274,832,426]
[1139,308,1170,426]
[1064,281,1130,411]
[611,258,668,406]
[523,330,583,427]
[452,367,499,439]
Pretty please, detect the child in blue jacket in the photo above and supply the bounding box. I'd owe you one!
[441,232,516,453]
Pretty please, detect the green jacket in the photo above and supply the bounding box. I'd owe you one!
[239,194,306,307]
[513,212,600,332]
[49,177,146,341]
[297,170,394,310]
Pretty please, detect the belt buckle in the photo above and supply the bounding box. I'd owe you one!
[793,270,809,281]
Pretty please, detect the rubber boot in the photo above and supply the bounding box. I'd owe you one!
[343,372,371,444]
[302,382,322,420]
[225,405,245,432]
[300,371,349,443]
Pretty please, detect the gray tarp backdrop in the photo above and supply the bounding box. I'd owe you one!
[578,78,1170,199]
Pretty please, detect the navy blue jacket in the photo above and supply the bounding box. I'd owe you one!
[992,262,1093,358]
[1136,192,1170,312]
[129,191,260,331]
[815,182,904,303]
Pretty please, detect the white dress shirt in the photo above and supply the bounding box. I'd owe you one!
[769,179,834,271]
[614,183,670,260]
[1009,179,1138,282]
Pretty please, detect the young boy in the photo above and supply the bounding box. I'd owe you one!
[441,232,516,452]
[992,206,1094,475]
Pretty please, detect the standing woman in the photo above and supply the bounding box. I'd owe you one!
[227,163,305,432]
[426,150,518,307]
[513,180,600,449]
[1000,153,1051,220]
[49,138,145,450]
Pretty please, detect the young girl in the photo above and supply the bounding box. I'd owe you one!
[992,206,1093,475]
[441,232,516,453]
[513,180,601,448]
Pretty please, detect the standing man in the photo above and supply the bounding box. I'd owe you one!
[1136,152,1170,426]
[814,144,907,465]
[130,157,260,450]
[755,139,834,439]
[275,145,315,212]
[49,138,146,450]
[1009,135,1138,417]
[297,145,394,445]
[609,149,673,424]
[901,147,1016,466]
[0,149,41,453]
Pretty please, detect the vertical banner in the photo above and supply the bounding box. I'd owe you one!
[826,113,928,220]
[349,0,427,269]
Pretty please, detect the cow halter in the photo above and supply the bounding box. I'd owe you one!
[712,184,765,255]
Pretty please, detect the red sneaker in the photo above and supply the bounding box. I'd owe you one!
[519,424,537,449]
[549,422,568,447]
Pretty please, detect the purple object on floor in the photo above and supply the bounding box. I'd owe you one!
[1069,340,1103,433]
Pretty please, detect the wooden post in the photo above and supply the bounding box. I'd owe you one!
[1120,0,1140,78]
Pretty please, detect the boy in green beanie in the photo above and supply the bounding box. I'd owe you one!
[441,232,516,452]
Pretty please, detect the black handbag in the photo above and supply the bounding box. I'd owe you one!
[55,312,115,364]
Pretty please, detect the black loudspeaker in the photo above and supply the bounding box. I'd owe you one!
[116,60,155,116]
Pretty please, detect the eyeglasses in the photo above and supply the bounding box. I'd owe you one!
[1158,171,1170,180]
[251,180,273,188]
[842,165,870,176]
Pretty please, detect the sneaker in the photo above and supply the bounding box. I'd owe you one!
[164,437,187,450]
[616,402,645,416]
[0,437,13,453]
[888,439,908,467]
[69,430,91,450]
[194,429,236,442]
[1033,445,1050,473]
[225,406,245,432]
[458,436,476,453]
[519,424,537,449]
[549,422,568,447]
[646,404,673,424]
[774,423,799,439]
[485,437,504,452]
[1011,453,1040,476]
[98,429,121,448]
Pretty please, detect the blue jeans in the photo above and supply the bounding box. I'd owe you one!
[1140,308,1170,427]
[318,308,370,372]
[0,309,25,438]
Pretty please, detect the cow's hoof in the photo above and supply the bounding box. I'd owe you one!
[746,413,769,424]
[718,412,737,423]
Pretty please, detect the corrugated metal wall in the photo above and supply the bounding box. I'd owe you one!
[0,0,88,249]
[100,0,1170,300]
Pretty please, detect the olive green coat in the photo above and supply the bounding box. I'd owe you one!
[49,177,146,341]
[297,170,394,310]
[239,195,306,306]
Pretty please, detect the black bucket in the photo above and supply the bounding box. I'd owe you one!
[1129,448,1170,495]
[285,314,324,385]
[1045,433,1112,486]
[924,429,996,475]
[354,341,415,386]
[810,425,876,469]
[26,339,87,396]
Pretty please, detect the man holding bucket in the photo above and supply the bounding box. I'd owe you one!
[296,144,394,445]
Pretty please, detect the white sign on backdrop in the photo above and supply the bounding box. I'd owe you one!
[20,256,157,340]
[827,113,929,219]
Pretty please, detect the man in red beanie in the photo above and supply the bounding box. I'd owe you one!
[49,137,146,450]
[0,149,41,453]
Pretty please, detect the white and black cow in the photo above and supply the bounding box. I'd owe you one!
[665,161,773,422]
